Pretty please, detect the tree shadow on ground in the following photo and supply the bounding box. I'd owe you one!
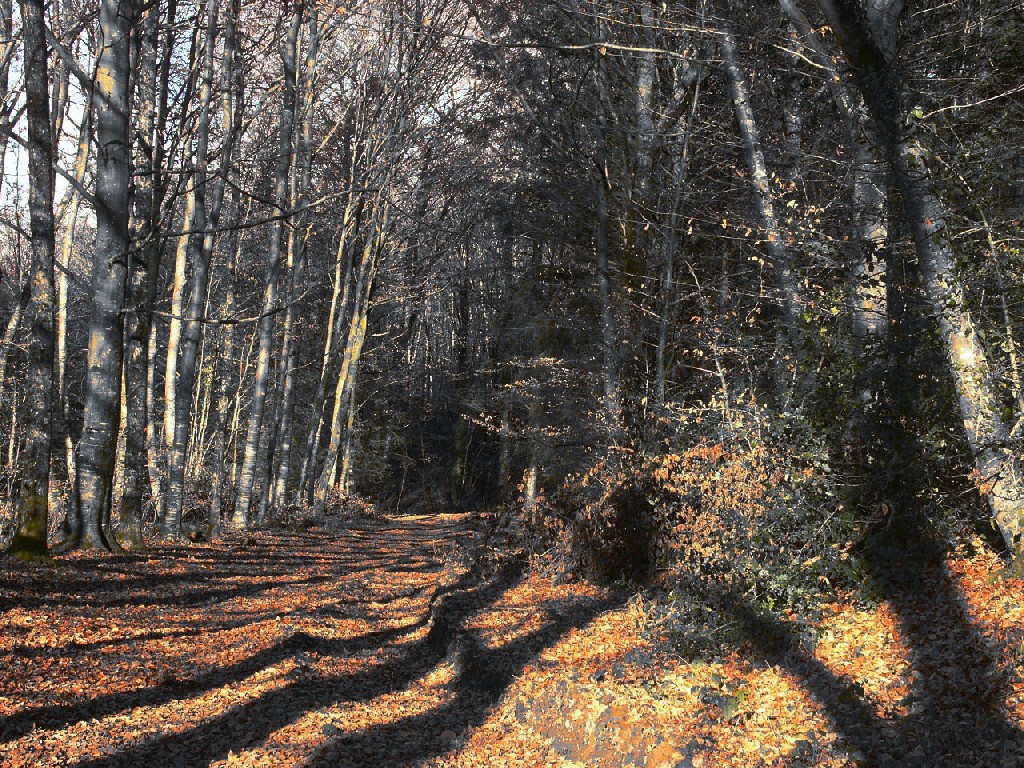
[304,599,609,767]
[66,558,616,768]
[0,522,453,743]
[0,609,431,743]
[717,509,1024,766]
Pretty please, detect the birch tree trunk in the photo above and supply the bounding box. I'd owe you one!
[9,0,56,559]
[233,6,302,529]
[74,0,134,550]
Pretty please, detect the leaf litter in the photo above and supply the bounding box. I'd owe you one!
[1,516,1024,767]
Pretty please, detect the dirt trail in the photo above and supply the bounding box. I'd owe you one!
[0,514,609,768]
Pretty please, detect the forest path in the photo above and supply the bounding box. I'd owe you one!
[0,513,610,768]
[6,517,1024,768]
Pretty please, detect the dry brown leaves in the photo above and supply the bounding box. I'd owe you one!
[2,519,1024,767]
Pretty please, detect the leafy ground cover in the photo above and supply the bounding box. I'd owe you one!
[2,514,1024,767]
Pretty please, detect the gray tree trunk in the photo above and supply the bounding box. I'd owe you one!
[74,0,134,550]
[164,0,228,536]
[9,0,56,559]
[267,10,320,514]
[313,207,385,516]
[719,21,802,346]
[819,0,1024,553]
[209,0,245,530]
[777,0,889,344]
[296,209,355,504]
[119,0,159,548]
[656,66,702,404]
[233,7,301,529]
[54,99,91,521]
[595,126,620,424]
[0,0,15,200]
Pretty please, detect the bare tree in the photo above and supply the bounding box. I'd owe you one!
[74,0,135,550]
[8,0,56,559]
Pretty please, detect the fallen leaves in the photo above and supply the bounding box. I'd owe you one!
[1,517,1024,767]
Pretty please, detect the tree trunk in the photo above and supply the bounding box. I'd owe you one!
[267,10,320,514]
[75,0,134,551]
[777,0,889,344]
[162,181,195,470]
[656,69,702,404]
[0,284,27,401]
[164,0,228,536]
[0,0,15,200]
[819,0,1024,552]
[338,377,357,496]
[719,20,802,347]
[233,6,301,528]
[205,0,244,531]
[595,127,620,425]
[119,0,159,548]
[9,0,56,559]
[209,198,244,528]
[313,207,385,516]
[297,212,355,503]
[54,99,91,521]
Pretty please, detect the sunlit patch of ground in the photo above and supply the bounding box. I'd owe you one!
[3,519,1024,767]
[458,552,1024,767]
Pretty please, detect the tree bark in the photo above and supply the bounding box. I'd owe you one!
[0,0,15,200]
[206,0,244,531]
[54,101,91,521]
[164,0,229,536]
[594,124,620,425]
[313,206,385,516]
[9,0,57,559]
[119,0,159,548]
[297,210,355,504]
[233,6,302,528]
[266,10,320,515]
[819,0,1024,552]
[719,20,802,346]
[777,0,888,343]
[656,67,702,404]
[209,198,244,527]
[75,0,134,550]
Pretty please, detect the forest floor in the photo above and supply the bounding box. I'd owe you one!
[2,513,1024,768]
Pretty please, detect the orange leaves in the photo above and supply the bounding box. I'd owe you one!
[5,510,1024,768]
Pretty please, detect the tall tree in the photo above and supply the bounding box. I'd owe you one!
[163,0,230,536]
[818,0,1024,553]
[74,0,135,550]
[8,0,56,559]
[233,3,302,529]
